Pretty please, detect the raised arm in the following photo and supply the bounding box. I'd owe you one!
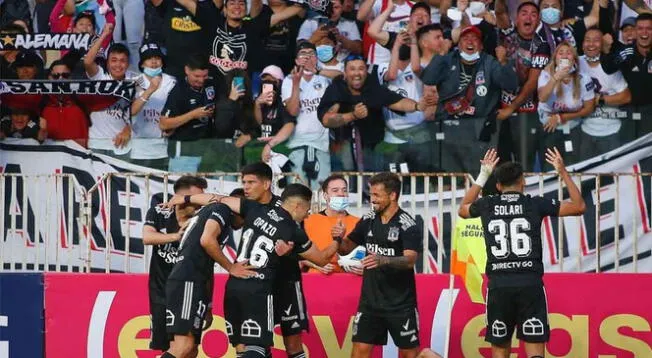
[176,0,198,15]
[494,0,511,29]
[84,23,113,78]
[584,0,601,29]
[545,147,586,216]
[367,2,394,47]
[270,4,304,27]
[357,0,376,22]
[458,149,499,218]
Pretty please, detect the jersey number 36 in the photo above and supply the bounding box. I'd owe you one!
[237,228,274,267]
[488,218,532,259]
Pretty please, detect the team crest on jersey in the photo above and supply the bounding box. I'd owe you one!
[388,227,400,242]
[475,71,485,85]
[313,81,323,91]
[404,74,414,82]
[267,209,284,222]
[155,206,174,219]
[206,86,215,100]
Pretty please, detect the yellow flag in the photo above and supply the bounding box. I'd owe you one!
[452,217,487,304]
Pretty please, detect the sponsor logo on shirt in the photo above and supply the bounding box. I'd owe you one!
[171,16,201,32]
[531,55,549,68]
[366,243,396,256]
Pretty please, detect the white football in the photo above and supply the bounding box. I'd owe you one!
[338,245,366,270]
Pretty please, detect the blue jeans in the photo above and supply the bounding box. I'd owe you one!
[112,0,145,71]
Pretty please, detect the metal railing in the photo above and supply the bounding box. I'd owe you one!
[1,171,650,274]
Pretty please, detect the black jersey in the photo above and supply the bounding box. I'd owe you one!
[168,203,233,283]
[234,199,312,288]
[469,192,560,288]
[347,208,422,314]
[144,206,181,304]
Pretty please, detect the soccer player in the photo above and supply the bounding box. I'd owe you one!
[143,175,207,353]
[166,162,310,357]
[337,172,423,358]
[213,183,339,357]
[161,189,256,358]
[458,148,586,358]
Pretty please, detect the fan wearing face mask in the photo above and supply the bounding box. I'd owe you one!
[537,41,596,170]
[535,0,604,53]
[304,174,363,275]
[315,33,345,79]
[130,43,177,170]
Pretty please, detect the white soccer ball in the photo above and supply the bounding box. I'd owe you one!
[338,245,366,272]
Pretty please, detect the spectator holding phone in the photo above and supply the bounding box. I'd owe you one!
[244,65,296,163]
[537,41,595,169]
[297,0,362,62]
[159,55,217,172]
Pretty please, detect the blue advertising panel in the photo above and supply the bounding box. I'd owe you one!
[0,273,43,358]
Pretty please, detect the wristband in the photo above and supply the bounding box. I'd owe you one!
[184,195,191,205]
[474,170,490,188]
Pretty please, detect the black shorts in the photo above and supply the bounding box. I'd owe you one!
[351,309,420,349]
[165,279,207,344]
[485,285,550,345]
[224,278,274,348]
[274,280,309,336]
[150,303,171,351]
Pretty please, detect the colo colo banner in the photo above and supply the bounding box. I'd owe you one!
[43,273,652,357]
[0,33,94,51]
[0,80,135,101]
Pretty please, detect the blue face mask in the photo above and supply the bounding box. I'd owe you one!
[541,7,561,25]
[316,45,335,63]
[143,66,163,77]
[329,196,349,211]
[460,51,480,62]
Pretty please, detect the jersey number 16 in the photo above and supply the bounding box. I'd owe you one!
[488,218,532,259]
[237,228,274,267]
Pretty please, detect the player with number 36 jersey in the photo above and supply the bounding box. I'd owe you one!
[459,148,585,358]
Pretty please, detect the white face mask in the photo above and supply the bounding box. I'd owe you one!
[328,196,349,211]
[460,51,480,62]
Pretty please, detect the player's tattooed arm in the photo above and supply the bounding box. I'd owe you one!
[321,103,356,128]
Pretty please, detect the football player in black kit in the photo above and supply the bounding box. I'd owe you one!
[204,183,339,358]
[164,162,310,358]
[337,172,423,358]
[458,148,586,358]
[161,189,256,358]
[143,175,207,354]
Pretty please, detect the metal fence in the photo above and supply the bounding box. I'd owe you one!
[1,171,650,274]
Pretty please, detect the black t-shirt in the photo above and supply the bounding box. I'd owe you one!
[500,23,551,112]
[233,198,312,288]
[535,20,586,54]
[156,0,209,79]
[259,101,297,138]
[347,209,422,314]
[468,192,560,288]
[162,79,216,141]
[0,117,40,140]
[317,76,404,149]
[144,206,180,304]
[168,203,233,283]
[195,1,272,76]
[262,16,303,74]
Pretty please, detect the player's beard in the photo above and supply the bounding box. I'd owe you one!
[372,201,389,214]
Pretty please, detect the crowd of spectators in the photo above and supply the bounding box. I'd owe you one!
[1,0,651,183]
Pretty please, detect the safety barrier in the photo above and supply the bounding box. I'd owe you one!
[2,167,651,274]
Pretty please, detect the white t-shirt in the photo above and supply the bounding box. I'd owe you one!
[297,17,361,62]
[377,63,424,144]
[130,73,177,160]
[87,66,139,152]
[578,56,628,137]
[367,0,414,65]
[281,74,331,152]
[537,69,595,131]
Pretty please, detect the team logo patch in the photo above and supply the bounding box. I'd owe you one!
[522,317,545,336]
[241,319,262,337]
[313,81,323,90]
[405,74,414,82]
[210,28,248,75]
[388,227,400,242]
[491,320,507,337]
[476,85,487,97]
[475,71,485,85]
[206,86,215,100]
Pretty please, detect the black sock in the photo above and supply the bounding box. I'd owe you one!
[161,353,176,358]
[288,352,306,358]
